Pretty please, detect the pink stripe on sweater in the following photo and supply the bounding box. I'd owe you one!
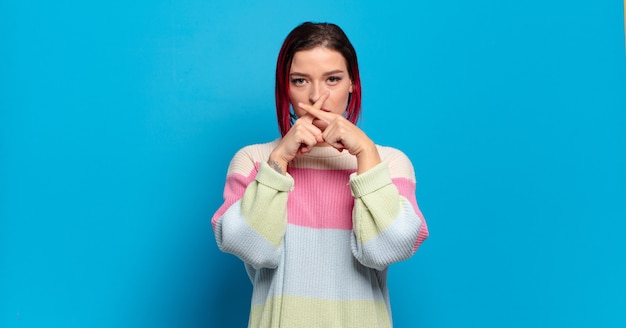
[212,163,428,248]
[287,167,355,230]
[211,163,259,228]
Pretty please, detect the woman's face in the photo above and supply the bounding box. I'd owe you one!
[289,47,353,121]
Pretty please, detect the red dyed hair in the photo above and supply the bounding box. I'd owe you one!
[275,22,362,136]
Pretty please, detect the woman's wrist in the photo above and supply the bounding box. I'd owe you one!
[268,151,289,175]
[355,142,381,174]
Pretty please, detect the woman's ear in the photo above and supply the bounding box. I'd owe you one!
[349,81,353,93]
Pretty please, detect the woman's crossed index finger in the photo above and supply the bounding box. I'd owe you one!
[298,91,333,122]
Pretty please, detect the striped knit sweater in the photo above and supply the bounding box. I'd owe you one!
[212,139,428,327]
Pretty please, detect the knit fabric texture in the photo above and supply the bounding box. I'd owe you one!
[212,139,428,327]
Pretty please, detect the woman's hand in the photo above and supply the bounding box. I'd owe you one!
[269,92,381,175]
[297,99,381,174]
[268,94,328,174]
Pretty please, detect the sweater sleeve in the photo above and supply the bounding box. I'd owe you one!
[349,159,428,271]
[212,150,294,269]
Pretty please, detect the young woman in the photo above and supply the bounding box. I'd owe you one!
[212,22,429,327]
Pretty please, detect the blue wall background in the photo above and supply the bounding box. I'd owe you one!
[1,0,625,327]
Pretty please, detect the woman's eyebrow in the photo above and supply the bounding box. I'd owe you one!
[289,69,346,77]
[289,72,310,77]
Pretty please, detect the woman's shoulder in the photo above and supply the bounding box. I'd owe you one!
[375,144,416,180]
[226,139,279,175]
[375,144,411,162]
[235,139,280,159]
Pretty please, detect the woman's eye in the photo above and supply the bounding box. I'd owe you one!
[327,76,342,84]
[291,78,306,86]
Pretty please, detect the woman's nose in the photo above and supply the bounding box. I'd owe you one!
[309,83,325,104]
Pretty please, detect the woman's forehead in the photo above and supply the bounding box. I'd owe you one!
[290,47,347,73]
